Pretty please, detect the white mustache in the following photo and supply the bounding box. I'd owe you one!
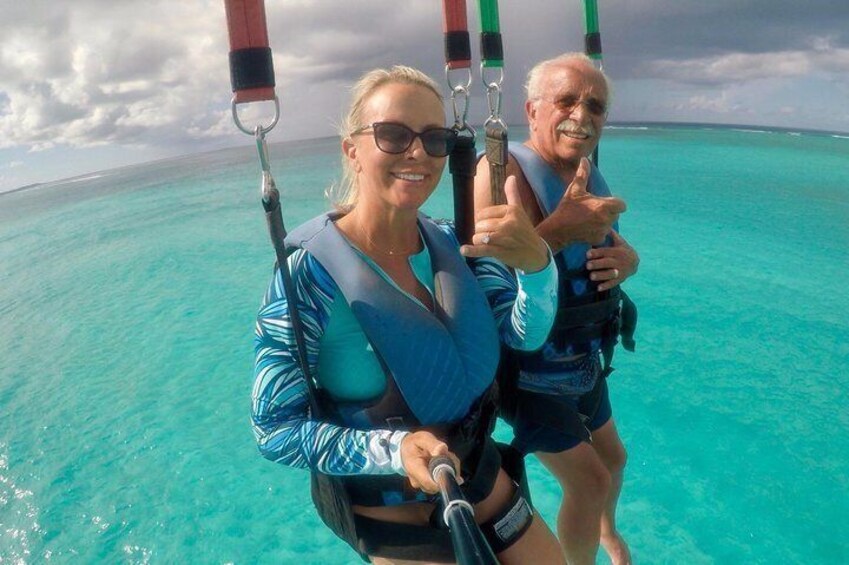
[556,120,596,137]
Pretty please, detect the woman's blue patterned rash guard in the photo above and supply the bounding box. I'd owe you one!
[251,221,557,479]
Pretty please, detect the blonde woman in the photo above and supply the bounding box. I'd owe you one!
[252,66,564,564]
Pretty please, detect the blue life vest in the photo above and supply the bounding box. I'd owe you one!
[285,212,503,507]
[506,143,629,374]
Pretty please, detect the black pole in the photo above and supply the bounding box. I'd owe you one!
[429,456,498,565]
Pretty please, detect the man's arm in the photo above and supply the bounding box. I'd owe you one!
[475,154,627,253]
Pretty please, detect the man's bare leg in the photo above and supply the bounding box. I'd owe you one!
[592,419,631,565]
[537,443,611,565]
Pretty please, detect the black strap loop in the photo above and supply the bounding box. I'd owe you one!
[480,32,504,62]
[445,30,472,64]
[229,47,275,92]
[584,32,603,57]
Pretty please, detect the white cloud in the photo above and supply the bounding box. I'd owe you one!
[0,1,227,150]
[683,92,744,114]
[647,45,849,85]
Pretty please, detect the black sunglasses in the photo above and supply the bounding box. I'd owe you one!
[351,122,458,158]
[545,95,608,117]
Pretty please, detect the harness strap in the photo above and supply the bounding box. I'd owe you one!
[224,0,276,103]
[555,295,620,330]
[450,131,478,245]
[441,1,477,244]
[443,0,472,70]
[477,0,504,68]
[225,3,358,556]
[485,124,508,205]
[582,0,603,61]
[354,514,454,562]
[514,388,591,443]
[476,0,508,205]
[582,0,603,166]
[479,486,533,553]
[343,386,501,507]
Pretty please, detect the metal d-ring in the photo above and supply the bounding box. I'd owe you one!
[231,95,281,136]
[445,65,473,93]
[480,65,504,91]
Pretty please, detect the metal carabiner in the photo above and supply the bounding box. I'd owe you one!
[480,64,505,129]
[485,83,502,123]
[451,85,471,130]
[254,126,277,201]
[255,126,271,171]
[446,65,473,130]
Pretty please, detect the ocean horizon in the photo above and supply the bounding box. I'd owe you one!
[3,121,848,197]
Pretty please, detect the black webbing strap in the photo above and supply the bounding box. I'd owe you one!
[445,31,472,65]
[619,289,637,352]
[261,188,321,416]
[450,132,477,245]
[265,186,363,557]
[443,0,472,70]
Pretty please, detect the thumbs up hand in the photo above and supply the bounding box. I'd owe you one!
[539,158,627,249]
[461,175,550,272]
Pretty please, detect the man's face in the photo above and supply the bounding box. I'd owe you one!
[526,62,608,172]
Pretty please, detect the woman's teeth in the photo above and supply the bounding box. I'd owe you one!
[394,173,425,181]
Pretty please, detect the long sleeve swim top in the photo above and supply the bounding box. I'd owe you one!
[251,220,557,477]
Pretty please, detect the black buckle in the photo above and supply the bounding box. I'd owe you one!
[385,416,406,430]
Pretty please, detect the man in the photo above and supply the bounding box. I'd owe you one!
[474,52,638,565]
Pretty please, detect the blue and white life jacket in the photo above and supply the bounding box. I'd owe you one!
[285,212,503,506]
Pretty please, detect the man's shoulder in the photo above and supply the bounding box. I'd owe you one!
[474,148,531,201]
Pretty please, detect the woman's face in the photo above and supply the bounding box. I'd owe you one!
[344,83,447,213]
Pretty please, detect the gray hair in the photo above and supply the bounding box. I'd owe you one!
[328,65,443,211]
[525,52,612,104]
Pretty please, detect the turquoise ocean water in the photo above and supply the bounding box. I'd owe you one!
[1,124,847,563]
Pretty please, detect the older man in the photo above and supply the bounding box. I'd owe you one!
[474,53,638,565]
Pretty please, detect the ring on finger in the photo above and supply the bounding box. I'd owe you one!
[481,232,491,245]
[612,268,619,278]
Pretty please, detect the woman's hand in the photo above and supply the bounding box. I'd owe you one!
[461,175,549,272]
[400,431,461,494]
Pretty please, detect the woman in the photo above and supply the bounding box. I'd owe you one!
[252,66,564,564]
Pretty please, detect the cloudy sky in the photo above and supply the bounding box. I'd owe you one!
[1,0,847,192]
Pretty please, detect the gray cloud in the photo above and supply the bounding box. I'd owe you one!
[1,0,848,160]
[644,48,849,85]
